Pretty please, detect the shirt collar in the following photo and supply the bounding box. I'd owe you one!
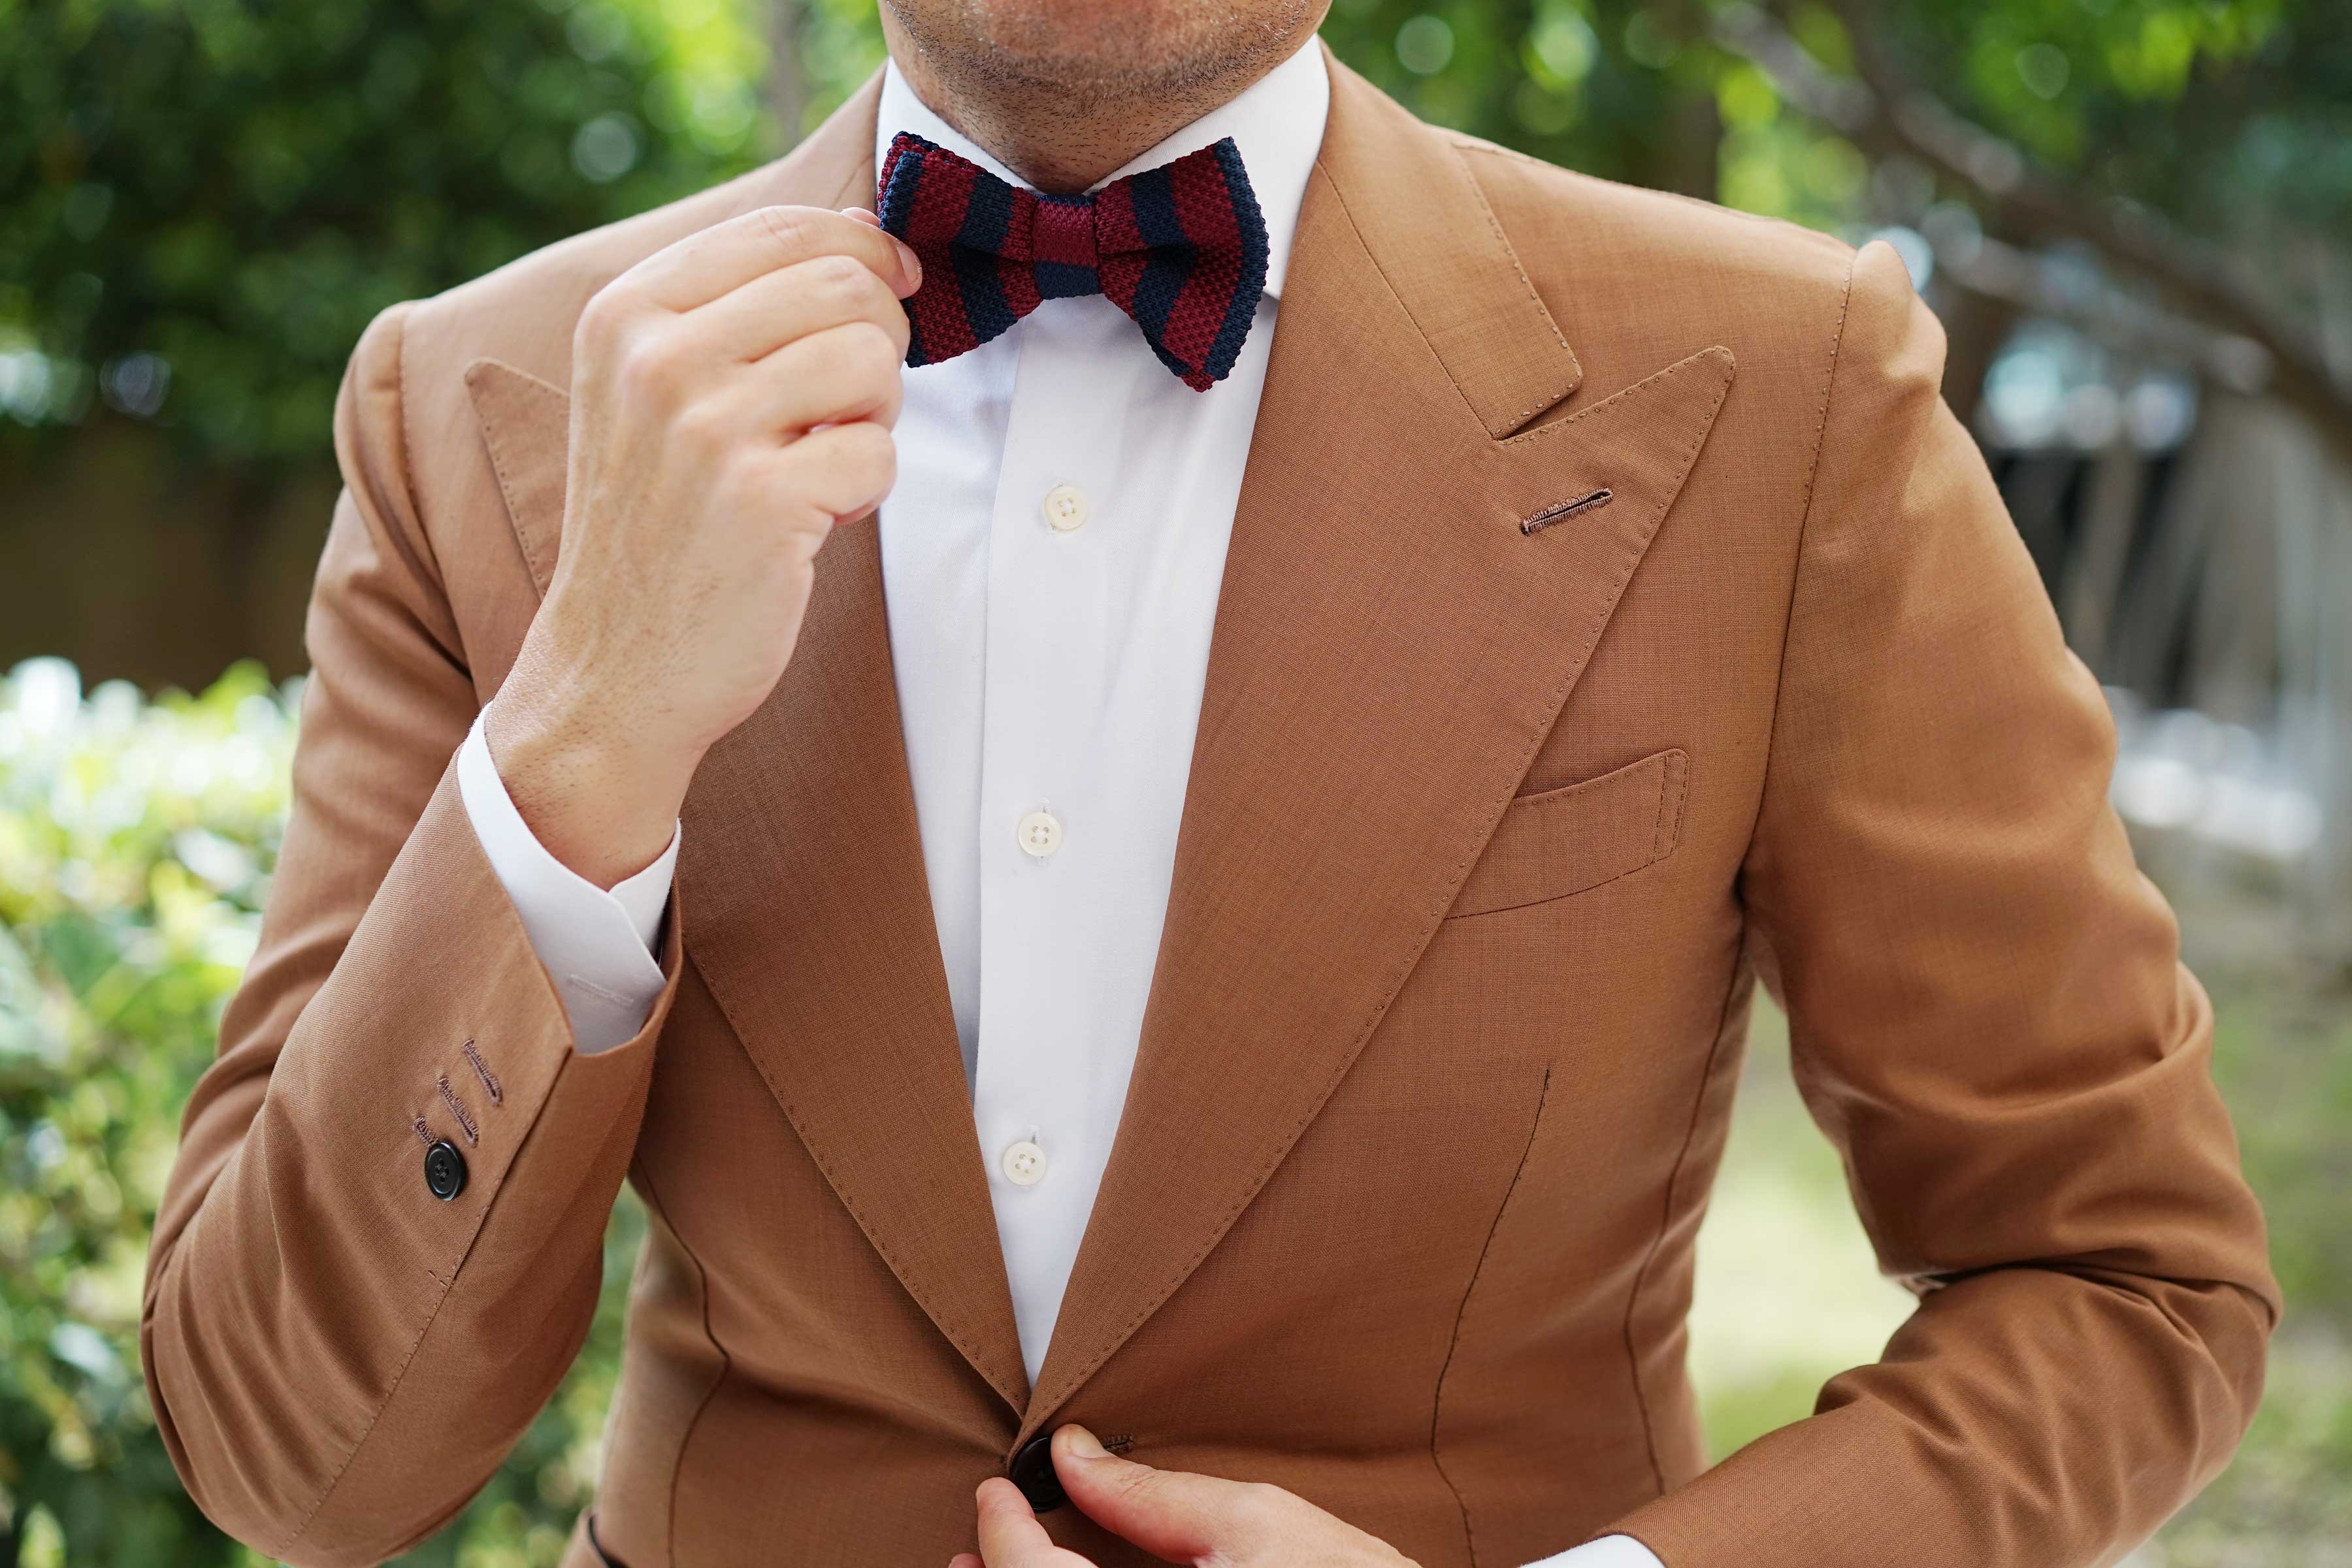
[874,37,1330,301]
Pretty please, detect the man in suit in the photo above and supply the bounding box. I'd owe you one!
[140,1,2278,1564]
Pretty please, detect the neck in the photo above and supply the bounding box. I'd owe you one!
[878,10,1323,193]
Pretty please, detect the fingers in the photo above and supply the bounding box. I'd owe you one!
[768,419,897,524]
[744,319,906,434]
[681,252,912,367]
[576,206,914,457]
[1050,1426,1281,1564]
[973,1477,1068,1567]
[613,203,920,315]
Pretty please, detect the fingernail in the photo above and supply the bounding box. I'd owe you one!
[1059,1425,1107,1459]
[842,205,879,222]
[892,236,923,291]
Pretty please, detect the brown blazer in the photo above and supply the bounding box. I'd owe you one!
[142,54,2278,1568]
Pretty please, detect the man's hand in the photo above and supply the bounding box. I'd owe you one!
[951,1426,1420,1568]
[486,204,922,886]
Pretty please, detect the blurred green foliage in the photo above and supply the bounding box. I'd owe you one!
[0,0,772,463]
[0,661,653,1566]
[5,0,2345,471]
[3,1,2349,1563]
[0,659,287,1564]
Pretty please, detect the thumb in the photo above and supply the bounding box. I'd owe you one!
[1050,1426,1281,1565]
[838,204,923,295]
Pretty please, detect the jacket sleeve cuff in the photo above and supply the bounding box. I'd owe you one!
[455,708,680,1053]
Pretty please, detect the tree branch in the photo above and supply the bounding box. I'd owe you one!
[1713,0,2352,447]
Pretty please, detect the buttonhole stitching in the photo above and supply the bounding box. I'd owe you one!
[1521,488,1614,534]
[459,1037,502,1105]
[434,1075,480,1146]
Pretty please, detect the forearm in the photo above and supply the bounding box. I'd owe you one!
[1616,238,2278,1565]
[1602,1217,2270,1564]
[458,709,679,1051]
[482,623,702,890]
[142,768,677,1565]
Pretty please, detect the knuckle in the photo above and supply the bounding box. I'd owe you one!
[618,332,688,398]
[710,453,762,508]
[651,357,700,409]
[757,203,818,252]
[574,287,633,351]
[737,441,791,489]
[845,425,898,487]
[842,320,900,377]
[808,252,867,294]
[798,323,896,404]
[847,419,897,471]
[853,267,902,323]
[672,394,734,451]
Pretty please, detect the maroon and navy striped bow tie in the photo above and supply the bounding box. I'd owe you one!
[876,131,1269,391]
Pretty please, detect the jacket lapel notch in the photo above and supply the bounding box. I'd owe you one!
[1310,52,1584,438]
[464,356,567,596]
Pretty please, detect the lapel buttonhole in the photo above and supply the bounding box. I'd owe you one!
[1521,487,1614,535]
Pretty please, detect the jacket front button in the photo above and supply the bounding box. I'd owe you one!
[423,1139,468,1201]
[1007,1435,1064,1512]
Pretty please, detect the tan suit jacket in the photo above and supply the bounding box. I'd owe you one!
[142,55,2278,1568]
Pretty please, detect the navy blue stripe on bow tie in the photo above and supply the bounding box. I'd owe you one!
[877,131,1269,391]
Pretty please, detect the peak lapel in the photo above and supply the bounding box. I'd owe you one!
[1021,59,1735,1432]
[461,72,1032,1416]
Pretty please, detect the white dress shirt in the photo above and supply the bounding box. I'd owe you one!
[456,39,1659,1568]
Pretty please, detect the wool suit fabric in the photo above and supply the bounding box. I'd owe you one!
[143,51,2278,1568]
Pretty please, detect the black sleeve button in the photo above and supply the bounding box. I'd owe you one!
[423,1139,468,1201]
[1007,1434,1065,1512]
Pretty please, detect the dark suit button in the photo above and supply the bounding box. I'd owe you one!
[1007,1434,1064,1512]
[423,1139,468,1201]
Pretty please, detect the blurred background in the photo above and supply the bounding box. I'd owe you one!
[2,1,2347,1563]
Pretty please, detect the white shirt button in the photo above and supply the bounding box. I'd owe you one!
[1016,809,1064,858]
[1002,1139,1049,1186]
[1042,483,1090,533]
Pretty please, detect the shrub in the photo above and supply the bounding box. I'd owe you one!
[0,659,637,1566]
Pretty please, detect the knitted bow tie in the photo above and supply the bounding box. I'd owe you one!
[876,131,1269,391]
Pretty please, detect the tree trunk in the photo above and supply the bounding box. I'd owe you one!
[1933,282,2016,432]
[2063,431,2150,677]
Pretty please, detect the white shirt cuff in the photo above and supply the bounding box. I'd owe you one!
[1522,1537,1664,1568]
[456,709,679,1054]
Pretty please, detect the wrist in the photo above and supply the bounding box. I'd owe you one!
[483,666,697,890]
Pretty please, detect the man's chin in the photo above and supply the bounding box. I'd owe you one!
[892,0,1314,97]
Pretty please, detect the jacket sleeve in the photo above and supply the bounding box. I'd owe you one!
[1606,240,2279,1566]
[140,301,682,1567]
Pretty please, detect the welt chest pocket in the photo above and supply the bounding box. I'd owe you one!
[1448,748,1690,918]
